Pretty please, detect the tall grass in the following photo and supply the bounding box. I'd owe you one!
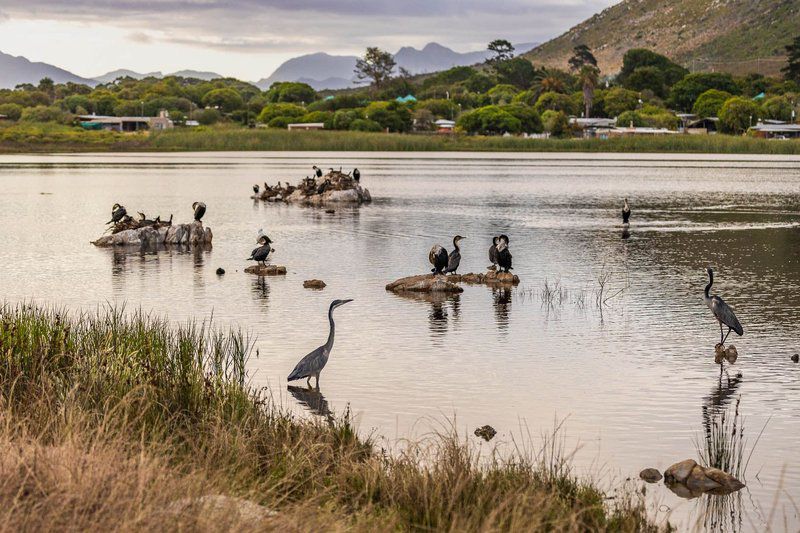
[0,302,658,531]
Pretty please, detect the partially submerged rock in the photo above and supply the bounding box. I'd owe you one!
[93,221,212,248]
[474,425,497,441]
[714,344,738,365]
[663,458,744,498]
[303,279,326,289]
[639,468,662,483]
[245,265,287,276]
[386,274,463,293]
[254,170,371,206]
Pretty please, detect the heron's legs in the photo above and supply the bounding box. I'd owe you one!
[722,327,733,345]
[719,321,725,344]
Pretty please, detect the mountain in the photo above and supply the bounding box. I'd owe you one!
[93,69,163,84]
[0,51,96,89]
[256,41,540,90]
[167,70,224,80]
[523,0,798,76]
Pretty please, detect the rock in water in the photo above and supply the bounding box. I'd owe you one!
[216,268,225,275]
[244,265,287,276]
[664,459,744,498]
[474,425,497,441]
[93,221,212,247]
[792,354,799,363]
[664,459,697,484]
[386,274,463,293]
[639,468,663,483]
[303,279,326,289]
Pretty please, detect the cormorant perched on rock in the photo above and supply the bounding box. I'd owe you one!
[107,203,127,225]
[192,201,206,221]
[137,212,156,226]
[313,165,323,178]
[353,168,360,182]
[429,244,449,275]
[443,235,465,275]
[622,198,631,224]
[497,234,512,273]
[317,179,331,195]
[253,184,260,194]
[248,234,274,266]
[488,236,499,270]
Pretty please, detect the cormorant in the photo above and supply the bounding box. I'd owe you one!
[429,244,448,275]
[488,236,499,269]
[137,212,156,226]
[443,235,465,275]
[192,201,206,221]
[317,179,331,195]
[496,234,512,273]
[248,234,273,266]
[107,203,127,225]
[622,198,631,224]
[353,168,360,182]
[253,184,260,194]
[313,165,323,178]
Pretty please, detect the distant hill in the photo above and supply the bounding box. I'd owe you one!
[523,0,798,76]
[0,51,96,89]
[256,42,539,90]
[167,70,224,80]
[92,69,163,84]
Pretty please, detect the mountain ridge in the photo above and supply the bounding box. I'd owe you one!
[0,51,96,89]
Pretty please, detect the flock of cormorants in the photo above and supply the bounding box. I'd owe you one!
[107,201,206,229]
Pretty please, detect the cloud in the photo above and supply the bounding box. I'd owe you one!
[127,31,153,44]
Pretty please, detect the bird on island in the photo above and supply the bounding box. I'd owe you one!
[248,233,274,266]
[317,179,331,195]
[622,198,631,224]
[253,184,260,194]
[443,235,465,275]
[488,236,500,270]
[353,168,360,182]
[313,165,323,178]
[497,234,512,273]
[107,203,127,225]
[192,201,206,221]
[704,267,743,346]
[429,243,449,275]
[137,212,156,226]
[287,299,353,388]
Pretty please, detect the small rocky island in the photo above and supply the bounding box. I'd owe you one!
[92,204,213,247]
[251,169,371,206]
[386,271,520,293]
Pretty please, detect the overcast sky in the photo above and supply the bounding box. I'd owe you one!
[0,0,618,81]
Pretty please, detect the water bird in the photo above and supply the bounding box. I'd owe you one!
[353,168,360,182]
[192,201,206,221]
[443,235,465,275]
[704,267,743,346]
[248,234,273,266]
[313,165,323,178]
[488,236,499,269]
[622,198,631,224]
[287,299,353,388]
[497,234,512,272]
[253,184,260,194]
[429,244,449,275]
[137,212,156,226]
[107,203,127,224]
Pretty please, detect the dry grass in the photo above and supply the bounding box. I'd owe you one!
[0,302,660,531]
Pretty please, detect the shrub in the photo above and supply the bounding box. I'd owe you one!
[267,116,292,128]
[265,82,316,104]
[195,108,222,125]
[534,91,577,115]
[456,105,521,135]
[762,95,793,122]
[201,88,244,112]
[417,99,459,119]
[541,110,570,137]
[616,110,646,127]
[364,101,412,132]
[500,104,543,133]
[257,103,305,123]
[331,109,364,130]
[692,89,733,118]
[0,103,24,121]
[669,73,739,112]
[487,84,519,105]
[601,87,640,117]
[21,105,69,124]
[718,97,761,134]
[349,118,383,132]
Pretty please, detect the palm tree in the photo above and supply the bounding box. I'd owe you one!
[532,68,571,96]
[578,65,600,118]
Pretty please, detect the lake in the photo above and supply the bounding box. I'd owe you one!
[1,151,800,531]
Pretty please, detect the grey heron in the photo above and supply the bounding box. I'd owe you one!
[429,244,448,275]
[353,168,360,182]
[704,267,743,345]
[488,236,499,270]
[192,201,206,221]
[497,234,512,273]
[248,234,273,266]
[107,203,127,224]
[287,299,353,387]
[622,198,631,224]
[443,235,465,275]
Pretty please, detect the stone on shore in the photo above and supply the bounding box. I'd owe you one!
[92,221,212,247]
[303,279,326,289]
[386,274,463,293]
[639,468,663,483]
[474,425,497,441]
[663,459,744,498]
[245,265,287,276]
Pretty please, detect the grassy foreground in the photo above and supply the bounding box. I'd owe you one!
[2,121,800,155]
[0,303,659,531]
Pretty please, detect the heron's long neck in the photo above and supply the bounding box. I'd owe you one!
[325,306,335,351]
[705,274,713,299]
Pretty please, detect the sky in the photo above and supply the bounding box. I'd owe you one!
[0,0,618,81]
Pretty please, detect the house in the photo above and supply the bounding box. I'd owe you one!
[750,122,800,139]
[608,126,678,137]
[570,117,616,138]
[287,122,325,131]
[149,110,174,131]
[434,119,456,133]
[76,113,172,132]
[686,117,718,134]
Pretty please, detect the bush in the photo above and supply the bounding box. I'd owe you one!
[0,103,23,121]
[21,105,69,124]
[417,99,459,119]
[267,116,292,128]
[692,89,733,118]
[300,111,333,124]
[265,82,316,104]
[331,109,364,130]
[602,87,640,117]
[201,88,244,113]
[413,108,436,131]
[257,103,305,123]
[718,97,761,134]
[616,110,646,127]
[456,105,521,135]
[669,73,740,112]
[349,118,383,132]
[500,104,543,133]
[534,92,578,115]
[364,101,412,132]
[195,108,222,125]
[487,84,519,105]
[762,95,793,122]
[512,90,539,106]
[541,110,570,137]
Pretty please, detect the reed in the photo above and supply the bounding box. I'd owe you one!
[0,302,658,531]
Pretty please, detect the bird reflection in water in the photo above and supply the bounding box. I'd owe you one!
[287,385,334,426]
[251,276,270,303]
[621,226,630,240]
[391,292,461,342]
[492,287,512,331]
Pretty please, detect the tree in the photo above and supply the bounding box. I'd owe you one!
[500,104,543,133]
[616,111,647,127]
[457,105,521,135]
[413,108,436,131]
[265,82,316,104]
[782,36,800,84]
[0,103,23,121]
[486,39,515,67]
[534,91,578,115]
[202,88,244,113]
[600,87,640,117]
[38,77,55,103]
[669,73,739,112]
[578,65,600,118]
[762,95,793,121]
[618,49,688,87]
[718,97,761,134]
[487,84,519,104]
[495,57,536,89]
[257,103,305,123]
[623,66,667,98]
[692,89,732,118]
[532,68,570,94]
[364,101,412,132]
[541,110,570,137]
[569,44,597,72]
[355,47,396,89]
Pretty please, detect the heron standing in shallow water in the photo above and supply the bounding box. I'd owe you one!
[192,201,206,221]
[704,267,743,345]
[622,198,631,224]
[287,299,353,388]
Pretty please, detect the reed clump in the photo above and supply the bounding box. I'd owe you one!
[0,302,658,531]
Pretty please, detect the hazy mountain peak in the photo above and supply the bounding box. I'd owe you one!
[0,50,96,89]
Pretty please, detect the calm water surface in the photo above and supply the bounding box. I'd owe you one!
[2,151,800,531]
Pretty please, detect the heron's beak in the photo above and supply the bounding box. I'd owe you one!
[341,299,354,305]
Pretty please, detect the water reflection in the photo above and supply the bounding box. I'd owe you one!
[621,226,631,240]
[287,385,333,425]
[492,287,512,331]
[391,292,461,342]
[251,277,270,304]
